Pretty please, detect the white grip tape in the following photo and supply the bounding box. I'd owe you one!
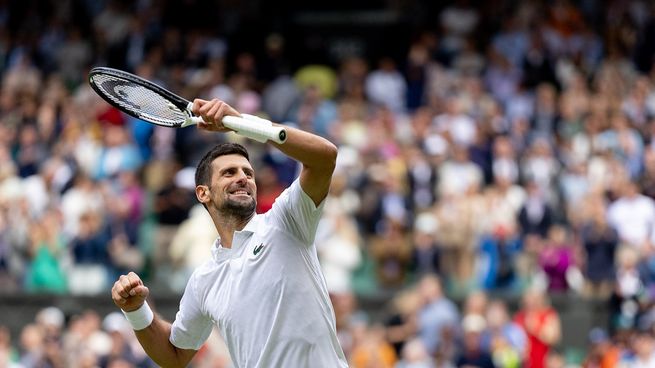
[184,103,286,144]
[122,301,154,330]
[223,115,273,143]
[226,115,287,144]
[240,114,272,126]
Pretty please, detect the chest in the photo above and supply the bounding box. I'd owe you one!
[203,231,320,327]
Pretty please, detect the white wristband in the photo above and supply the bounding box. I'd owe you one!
[122,301,154,330]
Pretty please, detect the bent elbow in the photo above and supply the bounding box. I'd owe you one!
[324,141,338,171]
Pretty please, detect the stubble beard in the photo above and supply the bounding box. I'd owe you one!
[221,196,256,219]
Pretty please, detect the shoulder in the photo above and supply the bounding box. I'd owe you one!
[187,259,220,289]
[268,178,324,216]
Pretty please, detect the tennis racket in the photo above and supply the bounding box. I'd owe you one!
[88,67,287,144]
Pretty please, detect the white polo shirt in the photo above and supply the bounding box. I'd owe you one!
[169,179,348,368]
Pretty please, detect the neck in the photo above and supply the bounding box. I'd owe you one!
[212,210,255,248]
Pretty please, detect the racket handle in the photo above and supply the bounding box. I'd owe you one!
[223,116,287,144]
[185,115,287,144]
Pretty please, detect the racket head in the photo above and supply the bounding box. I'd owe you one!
[88,67,191,128]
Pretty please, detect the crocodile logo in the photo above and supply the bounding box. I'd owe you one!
[253,243,265,256]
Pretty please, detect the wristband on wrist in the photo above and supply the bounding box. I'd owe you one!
[122,301,154,330]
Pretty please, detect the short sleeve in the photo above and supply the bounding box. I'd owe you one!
[266,179,325,245]
[169,273,213,350]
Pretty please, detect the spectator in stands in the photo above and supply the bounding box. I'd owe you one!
[482,300,526,368]
[69,210,112,294]
[409,212,440,278]
[435,162,483,285]
[315,181,363,294]
[365,57,407,114]
[433,97,478,149]
[520,137,560,204]
[15,124,47,178]
[478,224,522,291]
[369,219,412,288]
[385,289,421,357]
[558,160,591,209]
[288,69,339,137]
[538,224,577,292]
[416,275,460,355]
[619,328,655,367]
[99,312,153,367]
[582,327,621,368]
[18,324,44,367]
[151,164,195,276]
[607,180,655,250]
[514,288,561,368]
[598,112,644,178]
[394,337,434,368]
[0,325,19,368]
[456,313,496,368]
[254,164,284,214]
[486,173,525,240]
[350,324,397,368]
[93,124,142,181]
[581,195,619,298]
[167,204,218,291]
[25,209,67,294]
[610,246,645,333]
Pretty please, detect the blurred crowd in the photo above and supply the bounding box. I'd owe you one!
[1,0,655,366]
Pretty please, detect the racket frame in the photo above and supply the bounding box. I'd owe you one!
[88,67,287,143]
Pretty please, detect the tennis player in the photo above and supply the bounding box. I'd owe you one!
[111,98,348,367]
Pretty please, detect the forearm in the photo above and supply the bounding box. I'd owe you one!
[270,124,337,205]
[134,316,195,368]
[270,124,337,171]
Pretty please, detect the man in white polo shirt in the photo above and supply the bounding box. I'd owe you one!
[111,98,348,367]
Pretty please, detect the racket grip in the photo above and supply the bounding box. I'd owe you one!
[223,116,287,144]
[185,114,286,144]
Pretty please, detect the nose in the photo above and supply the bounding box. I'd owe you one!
[234,169,248,183]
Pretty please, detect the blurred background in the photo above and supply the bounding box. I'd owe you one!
[0,0,654,367]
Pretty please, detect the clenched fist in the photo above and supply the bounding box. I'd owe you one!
[191,98,240,132]
[112,272,149,312]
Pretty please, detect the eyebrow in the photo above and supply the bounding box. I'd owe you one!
[219,165,255,175]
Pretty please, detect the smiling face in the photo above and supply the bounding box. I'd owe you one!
[198,154,257,219]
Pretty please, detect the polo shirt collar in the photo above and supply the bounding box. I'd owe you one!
[240,213,260,234]
[211,213,261,262]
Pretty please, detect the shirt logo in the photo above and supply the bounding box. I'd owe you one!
[253,243,265,256]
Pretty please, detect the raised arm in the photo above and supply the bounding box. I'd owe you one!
[192,98,337,206]
[268,124,337,206]
[112,272,197,368]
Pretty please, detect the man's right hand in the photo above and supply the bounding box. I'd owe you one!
[112,271,149,312]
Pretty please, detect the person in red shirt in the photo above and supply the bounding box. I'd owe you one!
[514,288,561,368]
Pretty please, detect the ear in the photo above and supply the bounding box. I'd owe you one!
[195,185,210,205]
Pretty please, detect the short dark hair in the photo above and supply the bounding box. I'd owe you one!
[195,143,250,187]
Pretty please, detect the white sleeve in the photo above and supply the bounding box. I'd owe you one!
[169,273,213,350]
[266,179,325,246]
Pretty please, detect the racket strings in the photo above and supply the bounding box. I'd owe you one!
[91,74,186,126]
